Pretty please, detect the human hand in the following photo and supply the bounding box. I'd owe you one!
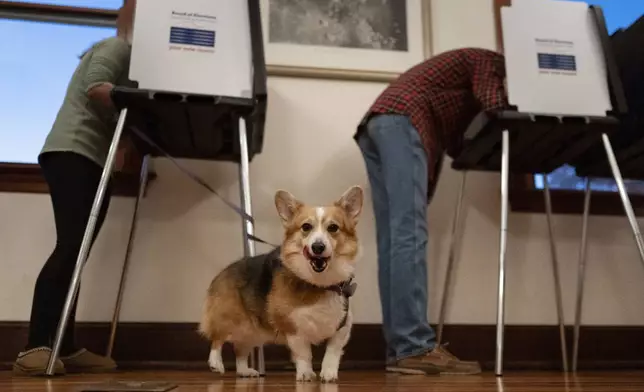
[87,82,115,109]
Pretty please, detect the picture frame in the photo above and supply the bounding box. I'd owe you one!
[260,0,433,82]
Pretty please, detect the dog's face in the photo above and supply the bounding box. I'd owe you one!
[275,186,364,287]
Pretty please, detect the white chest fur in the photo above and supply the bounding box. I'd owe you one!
[289,292,347,345]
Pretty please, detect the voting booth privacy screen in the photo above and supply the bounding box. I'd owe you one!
[130,0,254,99]
[502,0,612,117]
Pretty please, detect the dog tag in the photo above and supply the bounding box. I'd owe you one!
[79,381,178,392]
[342,281,357,297]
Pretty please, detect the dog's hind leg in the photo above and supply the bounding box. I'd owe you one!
[320,311,353,383]
[233,343,260,378]
[208,340,225,374]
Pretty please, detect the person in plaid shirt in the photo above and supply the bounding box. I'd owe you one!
[354,47,508,375]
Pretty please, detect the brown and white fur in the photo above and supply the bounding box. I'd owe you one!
[198,186,364,382]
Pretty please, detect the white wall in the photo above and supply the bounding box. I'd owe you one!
[1,0,643,326]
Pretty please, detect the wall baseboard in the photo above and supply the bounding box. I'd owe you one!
[1,322,643,371]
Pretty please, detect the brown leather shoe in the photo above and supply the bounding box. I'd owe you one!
[60,348,117,373]
[386,345,482,375]
[13,347,66,376]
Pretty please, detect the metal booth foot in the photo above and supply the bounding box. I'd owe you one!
[46,109,130,376]
[543,173,569,372]
[495,129,510,377]
[106,154,151,357]
[237,117,266,375]
[601,134,644,264]
[572,178,592,372]
[436,172,467,345]
[573,135,644,372]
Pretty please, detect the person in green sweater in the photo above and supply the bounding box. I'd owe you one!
[13,0,137,376]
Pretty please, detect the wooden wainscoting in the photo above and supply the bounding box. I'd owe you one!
[1,322,642,371]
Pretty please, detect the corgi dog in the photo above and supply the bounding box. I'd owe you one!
[199,185,364,382]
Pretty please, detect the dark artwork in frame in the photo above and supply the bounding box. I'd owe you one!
[268,0,408,52]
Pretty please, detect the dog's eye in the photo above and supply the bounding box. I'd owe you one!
[327,224,339,233]
[301,223,313,232]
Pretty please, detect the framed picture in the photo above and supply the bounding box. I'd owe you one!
[260,0,432,82]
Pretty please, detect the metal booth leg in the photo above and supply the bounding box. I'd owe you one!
[495,129,510,377]
[572,178,591,372]
[106,154,151,358]
[237,117,265,376]
[543,174,569,372]
[436,171,467,345]
[46,109,130,376]
[602,134,644,265]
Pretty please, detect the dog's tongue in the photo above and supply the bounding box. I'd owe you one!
[304,247,327,271]
[312,257,326,269]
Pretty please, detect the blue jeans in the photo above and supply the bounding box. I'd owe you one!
[357,114,436,364]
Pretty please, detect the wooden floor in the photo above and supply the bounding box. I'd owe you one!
[2,370,644,392]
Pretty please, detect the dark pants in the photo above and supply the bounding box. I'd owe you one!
[26,151,112,355]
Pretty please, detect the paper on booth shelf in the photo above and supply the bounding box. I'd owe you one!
[500,0,611,117]
[129,0,253,99]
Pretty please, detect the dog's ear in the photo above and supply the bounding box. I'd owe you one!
[336,185,363,224]
[275,190,302,224]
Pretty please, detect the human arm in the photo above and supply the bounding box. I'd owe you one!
[471,53,509,110]
[84,38,131,109]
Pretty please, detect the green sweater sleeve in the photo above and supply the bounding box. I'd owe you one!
[83,38,131,92]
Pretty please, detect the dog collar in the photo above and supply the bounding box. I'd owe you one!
[326,277,357,298]
[329,277,355,331]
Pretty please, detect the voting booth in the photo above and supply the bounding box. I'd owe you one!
[436,0,633,377]
[568,14,644,372]
[45,0,268,379]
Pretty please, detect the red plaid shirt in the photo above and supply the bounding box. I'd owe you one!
[356,48,508,187]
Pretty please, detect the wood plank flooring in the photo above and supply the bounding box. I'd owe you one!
[2,370,644,392]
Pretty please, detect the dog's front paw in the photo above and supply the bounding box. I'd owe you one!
[209,364,225,374]
[208,359,225,374]
[296,369,317,382]
[237,368,260,378]
[319,367,339,383]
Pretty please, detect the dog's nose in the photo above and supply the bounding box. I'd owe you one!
[311,242,326,255]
